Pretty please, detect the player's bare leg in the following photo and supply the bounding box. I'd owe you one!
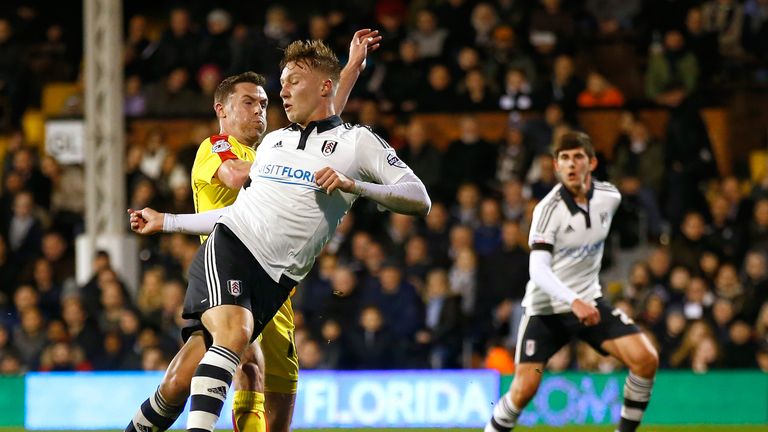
[186,305,253,432]
[264,392,296,432]
[484,362,545,432]
[126,333,206,432]
[602,333,659,432]
[232,341,267,432]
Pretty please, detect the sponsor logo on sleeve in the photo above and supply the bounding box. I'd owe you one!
[212,139,232,153]
[386,152,407,168]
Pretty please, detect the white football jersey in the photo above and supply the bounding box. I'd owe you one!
[523,180,621,315]
[220,116,412,283]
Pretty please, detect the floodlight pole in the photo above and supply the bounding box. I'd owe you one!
[76,0,139,294]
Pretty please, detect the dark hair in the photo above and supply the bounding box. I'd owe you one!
[214,72,266,105]
[280,40,341,84]
[552,131,595,159]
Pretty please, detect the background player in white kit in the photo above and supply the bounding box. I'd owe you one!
[485,132,658,432]
[129,39,430,432]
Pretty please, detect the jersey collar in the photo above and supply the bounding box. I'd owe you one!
[288,115,342,133]
[559,180,594,227]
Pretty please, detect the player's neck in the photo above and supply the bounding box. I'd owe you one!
[564,180,592,204]
[298,104,335,129]
[220,129,257,148]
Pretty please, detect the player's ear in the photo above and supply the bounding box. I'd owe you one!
[214,101,226,118]
[589,155,598,171]
[321,79,333,97]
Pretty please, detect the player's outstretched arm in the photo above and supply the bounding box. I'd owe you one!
[127,207,229,236]
[314,168,431,217]
[128,207,165,235]
[334,29,382,113]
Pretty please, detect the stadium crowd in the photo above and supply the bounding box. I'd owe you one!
[0,0,767,375]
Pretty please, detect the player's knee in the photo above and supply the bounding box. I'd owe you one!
[639,346,659,375]
[212,327,252,355]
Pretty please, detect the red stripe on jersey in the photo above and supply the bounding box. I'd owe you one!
[210,134,238,162]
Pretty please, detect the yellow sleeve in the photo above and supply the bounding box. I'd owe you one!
[191,136,240,187]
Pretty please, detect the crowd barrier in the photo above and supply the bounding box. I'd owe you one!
[0,370,765,429]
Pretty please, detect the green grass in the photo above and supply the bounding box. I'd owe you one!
[4,427,768,432]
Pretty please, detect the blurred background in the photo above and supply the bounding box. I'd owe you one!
[0,0,767,429]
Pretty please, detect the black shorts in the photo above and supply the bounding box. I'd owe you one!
[181,223,294,345]
[515,298,640,364]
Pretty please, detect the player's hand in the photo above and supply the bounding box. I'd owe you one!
[347,29,381,73]
[127,207,164,235]
[315,167,355,194]
[572,299,600,326]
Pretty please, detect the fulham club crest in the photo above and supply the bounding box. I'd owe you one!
[227,280,242,297]
[322,140,338,156]
[525,339,536,357]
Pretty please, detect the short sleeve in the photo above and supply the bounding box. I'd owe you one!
[528,199,560,251]
[356,127,413,185]
[191,135,239,186]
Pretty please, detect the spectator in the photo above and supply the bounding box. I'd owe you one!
[40,231,75,285]
[528,0,576,63]
[408,9,448,60]
[476,220,529,346]
[421,269,462,368]
[474,197,503,256]
[144,67,199,116]
[527,154,558,200]
[646,29,699,102]
[148,7,201,80]
[399,119,442,198]
[535,54,584,119]
[373,264,424,339]
[741,0,768,72]
[449,248,479,319]
[451,183,481,228]
[485,25,538,89]
[741,250,768,321]
[523,103,566,156]
[124,15,151,79]
[443,117,497,195]
[421,202,452,268]
[12,148,51,209]
[498,68,535,112]
[500,179,528,222]
[403,236,432,288]
[12,308,47,367]
[586,0,642,36]
[669,319,715,368]
[577,70,626,107]
[415,63,457,112]
[496,124,530,185]
[199,9,233,71]
[379,39,424,112]
[458,68,498,111]
[701,0,746,60]
[469,3,500,50]
[684,7,720,86]
[3,191,42,268]
[344,305,394,369]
